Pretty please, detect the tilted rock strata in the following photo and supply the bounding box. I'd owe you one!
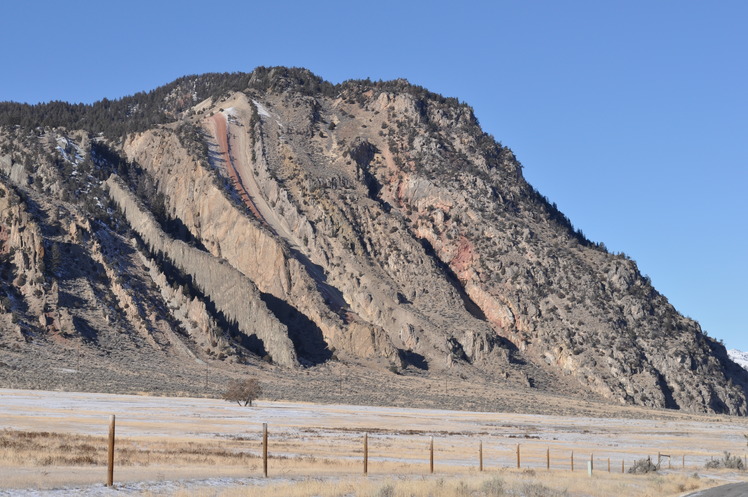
[0,68,746,414]
[105,176,298,367]
[122,125,400,366]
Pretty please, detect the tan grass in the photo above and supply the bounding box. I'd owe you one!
[2,390,747,492]
[0,429,258,467]
[0,421,744,492]
[163,470,719,497]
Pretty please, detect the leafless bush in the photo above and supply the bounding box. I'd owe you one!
[480,476,505,496]
[222,378,262,407]
[628,457,658,474]
[705,451,744,470]
[374,483,395,497]
[517,482,569,497]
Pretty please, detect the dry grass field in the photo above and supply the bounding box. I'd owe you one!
[0,388,747,495]
[170,471,712,497]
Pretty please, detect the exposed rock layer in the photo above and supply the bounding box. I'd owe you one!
[0,68,746,415]
[105,176,297,367]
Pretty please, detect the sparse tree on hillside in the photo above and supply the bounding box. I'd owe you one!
[49,242,62,275]
[222,378,262,407]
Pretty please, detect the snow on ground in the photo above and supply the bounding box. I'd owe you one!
[55,136,84,164]
[728,349,748,370]
[251,100,271,118]
[0,475,283,497]
[0,474,432,497]
[1,389,744,461]
[1,389,747,494]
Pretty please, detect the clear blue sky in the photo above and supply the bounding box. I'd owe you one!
[2,1,746,349]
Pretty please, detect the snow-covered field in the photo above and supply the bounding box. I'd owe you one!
[1,388,747,495]
[0,475,278,497]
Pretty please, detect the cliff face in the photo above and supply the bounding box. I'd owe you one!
[0,179,45,341]
[0,68,746,414]
[104,176,297,367]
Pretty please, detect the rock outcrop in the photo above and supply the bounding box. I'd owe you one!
[1,68,746,414]
[0,178,48,340]
[105,176,297,367]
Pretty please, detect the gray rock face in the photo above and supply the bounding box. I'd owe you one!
[105,176,297,367]
[0,68,746,414]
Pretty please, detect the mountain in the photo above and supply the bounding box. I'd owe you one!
[1,67,747,414]
[728,350,748,371]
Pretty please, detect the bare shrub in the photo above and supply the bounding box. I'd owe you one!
[628,457,658,474]
[705,451,744,470]
[374,483,395,497]
[222,378,262,407]
[480,476,505,496]
[518,482,569,497]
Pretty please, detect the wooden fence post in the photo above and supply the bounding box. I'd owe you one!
[429,436,434,474]
[262,423,268,478]
[106,415,115,487]
[590,453,593,472]
[364,433,368,475]
[516,444,521,469]
[479,440,483,472]
[622,459,625,473]
[547,448,550,470]
[571,451,574,472]
[607,457,610,472]
[682,454,685,469]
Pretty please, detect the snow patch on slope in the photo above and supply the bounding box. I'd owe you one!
[252,100,271,118]
[728,349,748,370]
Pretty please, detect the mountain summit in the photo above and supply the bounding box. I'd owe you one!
[1,68,746,414]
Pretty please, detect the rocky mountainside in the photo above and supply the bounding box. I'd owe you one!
[1,67,747,415]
